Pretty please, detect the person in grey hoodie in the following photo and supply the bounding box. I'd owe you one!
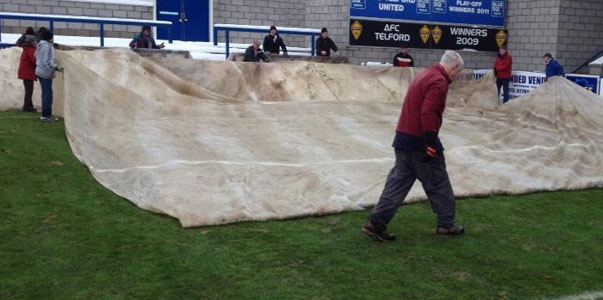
[35,30,63,122]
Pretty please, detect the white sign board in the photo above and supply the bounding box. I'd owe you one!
[473,70,546,100]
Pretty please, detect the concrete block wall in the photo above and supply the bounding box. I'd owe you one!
[505,0,563,72]
[213,0,308,49]
[0,0,153,39]
[555,0,603,72]
[505,0,602,72]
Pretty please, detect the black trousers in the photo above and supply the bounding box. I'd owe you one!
[23,79,34,111]
[496,78,511,103]
[369,149,456,231]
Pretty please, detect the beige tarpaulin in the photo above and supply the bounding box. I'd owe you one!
[1,47,602,227]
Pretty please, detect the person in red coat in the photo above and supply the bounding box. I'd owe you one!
[363,50,466,242]
[18,34,38,112]
[494,45,512,103]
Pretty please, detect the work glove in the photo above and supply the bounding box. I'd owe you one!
[421,131,438,162]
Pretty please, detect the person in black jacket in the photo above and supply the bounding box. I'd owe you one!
[243,41,270,62]
[316,27,339,57]
[393,44,414,67]
[263,26,287,55]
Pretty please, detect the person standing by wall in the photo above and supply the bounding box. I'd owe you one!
[316,27,339,57]
[263,26,287,55]
[18,34,38,112]
[362,50,466,242]
[35,30,63,123]
[392,44,414,67]
[494,45,512,103]
[543,53,564,81]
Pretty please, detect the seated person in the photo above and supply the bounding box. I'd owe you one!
[243,41,270,62]
[130,25,165,49]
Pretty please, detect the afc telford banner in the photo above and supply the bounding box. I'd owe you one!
[350,0,506,27]
[349,19,507,51]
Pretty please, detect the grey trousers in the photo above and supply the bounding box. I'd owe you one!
[369,148,456,231]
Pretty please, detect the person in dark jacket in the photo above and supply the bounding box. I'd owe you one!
[494,45,513,103]
[263,26,287,55]
[243,41,270,62]
[363,50,466,242]
[392,44,414,67]
[543,53,564,81]
[129,25,165,49]
[18,34,38,112]
[316,27,338,57]
[15,27,35,47]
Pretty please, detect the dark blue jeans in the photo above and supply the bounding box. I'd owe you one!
[496,78,510,103]
[369,149,456,231]
[38,77,53,117]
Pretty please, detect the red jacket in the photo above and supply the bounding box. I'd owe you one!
[494,52,512,79]
[18,45,37,81]
[396,64,451,138]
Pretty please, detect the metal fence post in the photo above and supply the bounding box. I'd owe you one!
[225,30,230,59]
[213,27,219,46]
[99,23,104,47]
[0,18,3,42]
[50,20,54,33]
[311,34,316,56]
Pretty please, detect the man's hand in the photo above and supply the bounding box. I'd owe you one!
[55,66,64,72]
[333,51,340,57]
[321,50,327,56]
[159,42,165,49]
[421,131,438,162]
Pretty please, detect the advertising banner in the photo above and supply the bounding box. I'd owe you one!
[349,19,507,51]
[565,74,600,95]
[350,0,506,27]
[473,70,546,100]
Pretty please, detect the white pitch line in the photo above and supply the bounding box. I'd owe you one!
[541,291,603,300]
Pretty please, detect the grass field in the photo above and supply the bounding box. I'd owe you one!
[1,110,602,300]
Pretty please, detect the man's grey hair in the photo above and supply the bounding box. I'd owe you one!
[440,50,464,68]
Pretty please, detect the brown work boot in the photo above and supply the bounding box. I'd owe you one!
[362,220,396,242]
[436,225,465,236]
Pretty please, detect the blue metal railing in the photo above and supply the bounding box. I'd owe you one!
[0,12,172,47]
[213,24,321,59]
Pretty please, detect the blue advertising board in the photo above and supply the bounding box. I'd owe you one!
[350,0,506,27]
[565,74,600,95]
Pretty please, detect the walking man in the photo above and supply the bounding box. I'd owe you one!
[363,50,466,241]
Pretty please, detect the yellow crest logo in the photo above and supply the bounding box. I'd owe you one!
[419,25,431,44]
[351,21,363,40]
[496,30,508,47]
[432,26,442,44]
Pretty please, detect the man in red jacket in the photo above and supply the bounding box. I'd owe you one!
[494,45,512,103]
[363,50,466,241]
